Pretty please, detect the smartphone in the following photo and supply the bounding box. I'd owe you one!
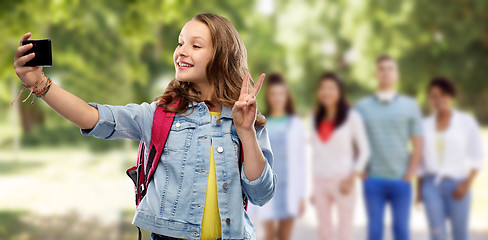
[22,39,52,67]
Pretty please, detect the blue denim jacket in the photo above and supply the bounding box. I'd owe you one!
[80,100,276,240]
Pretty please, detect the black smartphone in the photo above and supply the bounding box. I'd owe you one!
[22,39,52,67]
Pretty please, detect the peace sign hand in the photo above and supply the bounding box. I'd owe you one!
[232,73,265,133]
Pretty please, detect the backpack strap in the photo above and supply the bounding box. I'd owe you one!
[126,100,179,206]
[127,134,147,205]
[238,140,248,210]
[144,102,178,188]
[135,141,146,205]
[141,100,179,200]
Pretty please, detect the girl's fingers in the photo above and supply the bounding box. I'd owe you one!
[19,32,31,46]
[251,73,266,96]
[242,94,253,103]
[240,73,249,96]
[15,52,35,67]
[15,66,38,75]
[233,101,247,113]
[234,100,245,108]
[248,73,254,84]
[15,43,33,60]
[21,66,41,72]
[246,97,257,107]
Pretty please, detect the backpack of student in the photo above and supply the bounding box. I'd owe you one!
[125,100,248,239]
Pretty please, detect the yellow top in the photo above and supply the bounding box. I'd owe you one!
[200,111,222,240]
[436,131,446,167]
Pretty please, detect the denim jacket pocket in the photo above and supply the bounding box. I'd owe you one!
[164,118,197,152]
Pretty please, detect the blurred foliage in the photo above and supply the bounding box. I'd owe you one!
[19,124,130,151]
[0,211,27,239]
[0,0,487,147]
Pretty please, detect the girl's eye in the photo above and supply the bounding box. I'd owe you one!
[177,42,183,47]
[193,45,201,49]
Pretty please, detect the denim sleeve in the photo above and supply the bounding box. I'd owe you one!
[80,101,157,142]
[240,125,277,207]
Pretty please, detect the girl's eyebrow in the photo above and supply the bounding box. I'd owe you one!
[179,35,207,41]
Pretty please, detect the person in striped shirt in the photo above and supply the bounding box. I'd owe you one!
[355,54,423,240]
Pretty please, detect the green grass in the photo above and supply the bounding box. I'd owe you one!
[0,160,45,175]
[0,209,150,240]
[0,210,27,240]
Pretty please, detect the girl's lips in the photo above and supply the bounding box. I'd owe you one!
[177,64,192,70]
[176,61,194,70]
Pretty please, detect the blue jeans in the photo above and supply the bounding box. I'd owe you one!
[421,176,471,240]
[363,177,412,240]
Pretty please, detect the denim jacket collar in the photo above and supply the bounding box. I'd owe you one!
[188,101,234,119]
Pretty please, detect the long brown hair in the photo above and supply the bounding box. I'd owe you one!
[154,13,266,126]
[264,73,296,116]
[314,72,349,131]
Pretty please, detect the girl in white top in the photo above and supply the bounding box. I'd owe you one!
[310,73,370,240]
[247,73,309,240]
[418,77,484,240]
[420,106,484,181]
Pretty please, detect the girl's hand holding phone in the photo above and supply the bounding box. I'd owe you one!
[14,33,43,87]
[232,73,265,133]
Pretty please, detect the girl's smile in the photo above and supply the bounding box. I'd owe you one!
[176,60,194,70]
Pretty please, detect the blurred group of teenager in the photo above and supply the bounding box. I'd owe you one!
[248,55,485,240]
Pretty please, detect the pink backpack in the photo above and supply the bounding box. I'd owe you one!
[125,100,248,239]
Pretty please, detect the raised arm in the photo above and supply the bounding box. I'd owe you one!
[233,73,276,206]
[13,33,98,130]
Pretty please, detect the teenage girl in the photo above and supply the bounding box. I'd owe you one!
[418,77,484,240]
[13,13,276,240]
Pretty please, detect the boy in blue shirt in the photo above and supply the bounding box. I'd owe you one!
[356,54,423,240]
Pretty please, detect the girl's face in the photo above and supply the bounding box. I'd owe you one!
[267,84,288,113]
[174,20,214,84]
[428,86,452,113]
[318,79,340,108]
